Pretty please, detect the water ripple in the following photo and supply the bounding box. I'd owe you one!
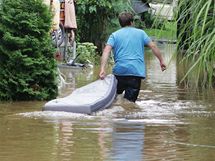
[17,111,93,120]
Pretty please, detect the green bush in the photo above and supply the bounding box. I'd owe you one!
[0,0,58,100]
[76,0,131,52]
[76,42,99,65]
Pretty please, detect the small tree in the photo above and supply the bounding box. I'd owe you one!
[0,0,58,100]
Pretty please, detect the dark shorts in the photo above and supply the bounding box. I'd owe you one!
[115,75,142,102]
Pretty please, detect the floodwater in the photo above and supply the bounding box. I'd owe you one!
[0,44,215,161]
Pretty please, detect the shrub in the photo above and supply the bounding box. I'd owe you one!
[76,42,99,65]
[0,0,58,100]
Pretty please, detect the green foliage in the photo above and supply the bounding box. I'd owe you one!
[0,0,58,100]
[76,0,131,52]
[176,0,215,88]
[76,42,99,65]
[144,21,176,39]
[150,0,214,88]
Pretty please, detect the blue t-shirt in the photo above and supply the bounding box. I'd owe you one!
[107,26,151,78]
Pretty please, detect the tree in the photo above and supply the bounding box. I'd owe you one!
[0,0,58,100]
[76,0,131,52]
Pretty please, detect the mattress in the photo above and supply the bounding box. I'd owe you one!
[43,74,117,114]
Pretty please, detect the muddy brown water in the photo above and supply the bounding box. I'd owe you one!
[0,44,215,161]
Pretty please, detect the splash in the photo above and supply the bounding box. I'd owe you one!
[17,111,93,120]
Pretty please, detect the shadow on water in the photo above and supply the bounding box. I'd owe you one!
[1,44,215,161]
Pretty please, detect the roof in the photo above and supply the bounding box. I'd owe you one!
[131,0,151,14]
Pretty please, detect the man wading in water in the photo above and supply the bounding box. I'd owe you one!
[99,12,166,102]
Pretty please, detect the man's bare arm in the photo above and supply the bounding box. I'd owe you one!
[147,41,166,71]
[99,45,112,79]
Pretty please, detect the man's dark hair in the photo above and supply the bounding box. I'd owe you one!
[118,12,134,27]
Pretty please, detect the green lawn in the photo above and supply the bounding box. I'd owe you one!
[145,21,177,40]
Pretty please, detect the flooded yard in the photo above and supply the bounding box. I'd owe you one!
[0,44,215,161]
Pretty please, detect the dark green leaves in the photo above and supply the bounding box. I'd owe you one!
[0,0,58,101]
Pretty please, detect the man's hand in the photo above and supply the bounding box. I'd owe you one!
[160,60,166,71]
[160,62,166,71]
[99,69,106,80]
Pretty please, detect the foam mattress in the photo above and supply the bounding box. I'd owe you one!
[43,74,117,114]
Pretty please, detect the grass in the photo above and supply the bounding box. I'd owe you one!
[144,21,177,40]
[150,0,214,88]
[176,0,214,88]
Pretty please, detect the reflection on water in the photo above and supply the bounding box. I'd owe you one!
[110,121,144,161]
[1,44,215,161]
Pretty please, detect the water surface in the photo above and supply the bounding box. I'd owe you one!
[0,44,215,161]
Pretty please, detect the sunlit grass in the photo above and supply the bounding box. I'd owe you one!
[145,21,176,40]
